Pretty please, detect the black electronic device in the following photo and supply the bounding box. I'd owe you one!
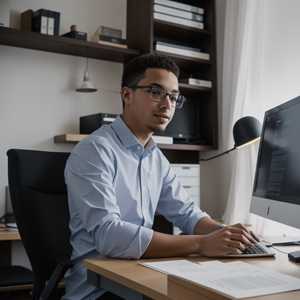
[162,99,204,144]
[288,251,300,263]
[80,113,117,134]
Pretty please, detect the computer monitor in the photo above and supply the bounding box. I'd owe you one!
[251,96,300,230]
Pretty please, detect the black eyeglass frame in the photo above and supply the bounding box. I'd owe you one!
[129,84,186,109]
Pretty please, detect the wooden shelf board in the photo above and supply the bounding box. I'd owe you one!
[54,134,88,143]
[158,143,213,151]
[0,27,140,62]
[0,228,20,241]
[54,134,212,151]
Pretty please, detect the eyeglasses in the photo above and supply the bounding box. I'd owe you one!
[129,84,186,109]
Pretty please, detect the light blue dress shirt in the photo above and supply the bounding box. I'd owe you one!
[63,116,208,300]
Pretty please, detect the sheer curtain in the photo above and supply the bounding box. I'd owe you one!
[217,0,265,224]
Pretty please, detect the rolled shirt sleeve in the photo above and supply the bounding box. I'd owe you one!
[157,162,209,234]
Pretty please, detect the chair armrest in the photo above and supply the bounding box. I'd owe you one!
[39,260,72,300]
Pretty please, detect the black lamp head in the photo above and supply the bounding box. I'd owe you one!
[233,116,261,148]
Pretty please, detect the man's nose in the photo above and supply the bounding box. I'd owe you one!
[160,94,173,109]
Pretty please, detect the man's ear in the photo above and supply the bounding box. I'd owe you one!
[121,87,132,106]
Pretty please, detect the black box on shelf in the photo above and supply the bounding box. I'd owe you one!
[62,25,87,41]
[62,30,87,41]
[32,9,60,35]
[80,113,117,134]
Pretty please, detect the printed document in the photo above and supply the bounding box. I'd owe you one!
[140,260,300,299]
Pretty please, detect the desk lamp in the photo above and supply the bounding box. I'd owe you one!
[76,58,98,93]
[200,116,261,161]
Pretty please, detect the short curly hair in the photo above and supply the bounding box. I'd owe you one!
[121,53,180,88]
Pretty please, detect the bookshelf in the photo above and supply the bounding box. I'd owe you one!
[0,1,218,162]
[127,0,218,155]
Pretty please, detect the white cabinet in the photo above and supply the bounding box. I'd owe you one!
[171,164,200,234]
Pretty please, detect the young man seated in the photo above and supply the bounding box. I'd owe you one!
[64,54,256,300]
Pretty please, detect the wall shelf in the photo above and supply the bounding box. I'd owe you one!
[0,27,140,62]
[54,134,212,152]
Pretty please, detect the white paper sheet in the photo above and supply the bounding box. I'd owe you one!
[140,260,300,299]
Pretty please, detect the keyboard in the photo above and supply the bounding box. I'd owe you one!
[225,242,275,258]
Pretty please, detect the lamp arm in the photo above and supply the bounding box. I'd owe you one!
[200,147,236,161]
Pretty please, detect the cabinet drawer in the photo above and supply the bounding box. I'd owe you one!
[171,164,200,177]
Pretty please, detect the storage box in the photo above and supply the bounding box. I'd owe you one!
[32,9,60,35]
[20,9,33,31]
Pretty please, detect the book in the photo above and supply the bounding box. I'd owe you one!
[156,40,203,53]
[154,0,204,15]
[154,4,204,22]
[154,12,204,30]
[99,26,122,39]
[152,135,173,144]
[155,41,210,60]
[181,78,212,88]
[97,40,128,49]
[99,34,126,45]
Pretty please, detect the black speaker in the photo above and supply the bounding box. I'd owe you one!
[80,113,117,134]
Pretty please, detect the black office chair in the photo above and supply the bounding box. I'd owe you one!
[7,149,72,300]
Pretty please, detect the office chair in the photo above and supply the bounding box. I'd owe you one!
[7,149,72,300]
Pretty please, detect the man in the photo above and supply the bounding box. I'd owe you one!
[64,54,257,300]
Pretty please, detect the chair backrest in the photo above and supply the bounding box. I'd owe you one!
[7,149,72,299]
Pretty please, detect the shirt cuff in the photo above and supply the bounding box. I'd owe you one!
[187,210,210,235]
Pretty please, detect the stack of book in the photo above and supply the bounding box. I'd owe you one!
[181,77,212,88]
[98,35,127,49]
[154,39,210,61]
[153,0,205,30]
[92,25,128,49]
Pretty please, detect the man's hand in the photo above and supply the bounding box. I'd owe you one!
[231,223,260,241]
[198,224,257,257]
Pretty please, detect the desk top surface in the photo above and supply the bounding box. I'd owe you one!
[84,248,300,300]
[0,228,20,241]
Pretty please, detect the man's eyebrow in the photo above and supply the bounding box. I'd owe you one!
[150,83,179,93]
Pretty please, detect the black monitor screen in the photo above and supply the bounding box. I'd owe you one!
[253,96,300,206]
[163,99,200,140]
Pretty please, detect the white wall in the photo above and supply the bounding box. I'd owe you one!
[203,0,300,220]
[254,0,300,113]
[0,0,126,267]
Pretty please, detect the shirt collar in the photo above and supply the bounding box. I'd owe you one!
[111,116,156,153]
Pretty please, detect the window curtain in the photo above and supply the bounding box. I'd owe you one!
[217,0,265,224]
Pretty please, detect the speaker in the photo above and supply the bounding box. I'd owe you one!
[80,113,117,134]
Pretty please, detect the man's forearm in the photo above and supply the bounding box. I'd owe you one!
[193,216,224,235]
[142,231,203,258]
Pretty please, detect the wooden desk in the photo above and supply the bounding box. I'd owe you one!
[0,228,20,266]
[84,249,300,300]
